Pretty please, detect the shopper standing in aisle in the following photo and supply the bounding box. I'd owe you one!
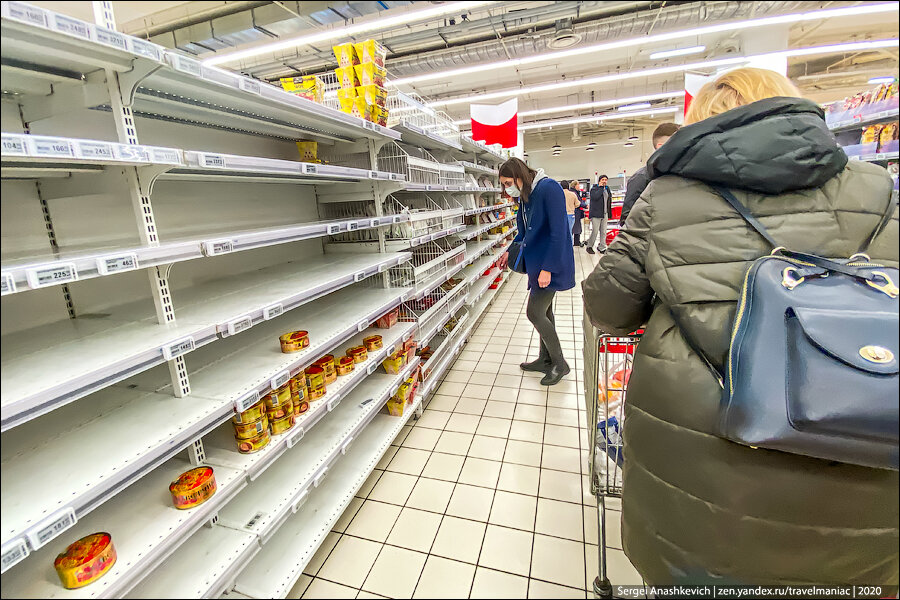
[562,179,579,243]
[585,175,612,254]
[572,180,588,246]
[583,68,898,586]
[619,122,680,224]
[497,158,575,386]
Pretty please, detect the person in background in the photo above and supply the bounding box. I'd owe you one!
[497,158,575,386]
[562,179,579,243]
[585,174,612,254]
[619,122,680,224]
[582,67,898,586]
[572,180,588,246]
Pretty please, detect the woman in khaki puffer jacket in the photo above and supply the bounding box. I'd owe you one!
[582,68,898,585]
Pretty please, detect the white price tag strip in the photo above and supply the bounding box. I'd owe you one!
[95,26,127,50]
[76,140,114,160]
[52,13,92,40]
[304,163,318,175]
[271,370,290,390]
[341,437,354,455]
[1,538,29,574]
[327,395,342,412]
[370,218,379,227]
[1,134,27,155]
[357,320,368,332]
[354,271,366,282]
[239,77,261,95]
[26,262,76,289]
[5,2,48,26]
[30,136,75,158]
[313,468,328,488]
[349,222,359,231]
[286,426,305,448]
[369,171,377,179]
[367,363,378,375]
[291,489,309,513]
[327,224,341,235]
[1,272,16,296]
[199,153,227,169]
[172,54,202,77]
[150,147,182,164]
[128,38,161,61]
[263,303,283,320]
[235,391,260,413]
[162,336,195,360]
[114,143,151,163]
[27,507,76,550]
[227,315,253,336]
[202,239,234,256]
[96,253,138,275]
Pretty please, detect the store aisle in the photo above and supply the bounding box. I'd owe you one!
[291,249,643,599]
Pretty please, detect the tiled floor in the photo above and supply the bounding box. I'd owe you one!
[293,250,644,599]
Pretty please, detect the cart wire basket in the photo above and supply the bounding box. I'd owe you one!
[583,312,642,599]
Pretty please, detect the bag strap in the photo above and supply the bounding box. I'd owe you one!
[858,192,898,254]
[711,186,780,247]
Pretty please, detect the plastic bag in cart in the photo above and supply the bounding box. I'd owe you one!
[597,415,624,468]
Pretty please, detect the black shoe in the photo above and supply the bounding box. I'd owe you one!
[520,357,552,372]
[540,362,571,386]
[586,247,595,255]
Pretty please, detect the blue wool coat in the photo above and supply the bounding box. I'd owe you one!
[512,177,576,291]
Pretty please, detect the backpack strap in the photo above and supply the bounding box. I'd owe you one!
[711,186,780,248]
[858,192,898,254]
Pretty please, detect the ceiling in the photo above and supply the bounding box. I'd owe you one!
[37,1,900,148]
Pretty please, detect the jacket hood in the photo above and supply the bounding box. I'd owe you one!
[531,168,548,190]
[647,97,848,195]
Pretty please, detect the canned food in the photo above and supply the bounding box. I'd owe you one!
[169,467,217,510]
[270,414,294,435]
[363,335,383,351]
[296,400,310,415]
[315,355,337,384]
[232,401,265,425]
[306,365,326,389]
[279,330,310,353]
[236,428,270,453]
[308,386,326,401]
[267,405,290,421]
[337,356,355,376]
[233,415,268,439]
[265,384,292,409]
[347,346,368,363]
[54,533,117,589]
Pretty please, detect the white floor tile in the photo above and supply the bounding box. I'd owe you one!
[427,394,459,412]
[455,397,488,416]
[406,477,455,514]
[356,469,383,499]
[431,515,487,564]
[508,420,544,443]
[483,400,516,419]
[445,413,481,434]
[539,469,583,504]
[318,535,383,588]
[488,490,538,531]
[475,416,513,438]
[516,389,548,406]
[345,500,402,542]
[362,545,427,599]
[458,456,502,488]
[470,568,529,599]
[436,381,466,397]
[421,452,465,482]
[289,573,313,598]
[387,447,431,476]
[468,372,497,386]
[494,374,523,389]
[386,507,443,553]
[497,462,540,496]
[527,579,586,599]
[514,404,546,423]
[543,424,580,449]
[375,447,398,471]
[413,556,477,599]
[414,410,451,431]
[462,383,493,399]
[546,407,580,427]
[478,525,533,577]
[530,534,586,589]
[442,370,471,384]
[368,471,417,505]
[333,497,364,533]
[446,483,495,522]
[489,386,519,402]
[402,426,441,451]
[547,392,579,410]
[535,497,584,542]
[304,531,341,576]
[302,578,357,599]
[467,434,507,461]
[541,445,582,474]
[504,439,543,467]
[434,430,474,455]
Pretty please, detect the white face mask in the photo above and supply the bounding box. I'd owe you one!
[505,185,521,198]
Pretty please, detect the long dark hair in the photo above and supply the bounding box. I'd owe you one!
[499,157,537,202]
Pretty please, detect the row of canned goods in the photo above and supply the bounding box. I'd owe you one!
[232,335,385,453]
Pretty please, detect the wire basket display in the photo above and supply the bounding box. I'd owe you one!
[399,278,468,345]
[386,89,461,148]
[320,200,381,243]
[382,194,465,243]
[378,142,442,185]
[440,163,466,187]
[388,238,465,290]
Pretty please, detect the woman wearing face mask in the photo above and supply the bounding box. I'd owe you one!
[498,158,576,385]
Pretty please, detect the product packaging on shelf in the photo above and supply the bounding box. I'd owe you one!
[335,65,359,89]
[333,43,359,68]
[54,533,117,589]
[376,308,399,329]
[234,414,268,439]
[337,355,355,376]
[337,87,358,102]
[371,104,390,126]
[355,84,387,107]
[347,345,368,363]
[355,39,387,66]
[280,330,310,353]
[306,365,327,399]
[279,75,324,103]
[236,429,270,454]
[354,63,386,87]
[169,466,217,510]
[296,141,318,163]
[382,349,406,374]
[363,334,383,351]
[233,401,266,424]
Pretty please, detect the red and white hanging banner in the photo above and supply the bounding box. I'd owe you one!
[471,98,518,148]
[684,72,714,117]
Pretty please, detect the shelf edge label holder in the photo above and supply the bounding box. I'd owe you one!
[26,262,77,289]
[0,538,29,574]
[96,253,138,275]
[235,390,260,414]
[26,507,76,551]
[286,425,305,449]
[202,239,234,256]
[162,336,195,360]
[226,314,253,336]
[262,303,283,320]
[1,272,16,296]
[271,370,290,390]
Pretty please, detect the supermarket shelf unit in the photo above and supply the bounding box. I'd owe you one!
[0,2,514,597]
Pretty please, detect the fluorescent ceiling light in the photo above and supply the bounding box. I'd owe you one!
[650,45,706,59]
[552,144,561,149]
[519,106,680,131]
[391,3,897,86]
[429,39,899,108]
[868,76,896,84]
[586,147,595,151]
[618,102,652,111]
[624,142,635,147]
[627,135,639,141]
[203,1,496,66]
[587,142,597,147]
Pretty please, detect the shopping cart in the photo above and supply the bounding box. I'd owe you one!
[583,312,641,598]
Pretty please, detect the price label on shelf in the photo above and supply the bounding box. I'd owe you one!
[199,153,227,169]
[27,507,76,550]
[1,272,16,296]
[327,396,342,412]
[0,538,29,574]
[202,239,234,256]
[150,147,182,165]
[162,336,195,360]
[235,390,260,414]
[327,224,341,235]
[303,164,318,175]
[77,141,115,160]
[128,38,162,61]
[4,2,48,26]
[226,314,253,336]
[95,26,127,50]
[114,144,151,163]
[291,489,309,513]
[271,370,290,390]
[244,511,266,531]
[425,185,434,191]
[367,363,378,375]
[51,13,93,40]
[238,77,261,95]
[171,54,203,77]
[388,344,397,356]
[1,134,27,155]
[354,271,366,282]
[348,222,359,231]
[262,303,283,320]
[26,262,76,289]
[96,253,138,275]
[30,136,76,158]
[369,171,378,179]
[357,320,369,332]
[378,263,388,273]
[286,426,305,449]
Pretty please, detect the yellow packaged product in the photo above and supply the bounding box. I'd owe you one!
[372,105,390,127]
[333,43,359,68]
[296,141,317,162]
[339,96,363,118]
[395,381,413,404]
[54,533,116,589]
[355,97,375,121]
[355,84,387,107]
[386,397,406,417]
[279,75,324,103]
[169,467,217,510]
[337,87,357,102]
[236,429,270,454]
[270,414,294,436]
[354,63,386,87]
[335,65,359,89]
[355,40,386,66]
[382,350,406,374]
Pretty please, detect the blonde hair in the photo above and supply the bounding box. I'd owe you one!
[685,67,802,124]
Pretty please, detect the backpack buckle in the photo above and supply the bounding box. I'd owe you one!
[866,271,899,298]
[781,267,805,290]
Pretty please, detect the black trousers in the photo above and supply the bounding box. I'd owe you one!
[526,288,566,366]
